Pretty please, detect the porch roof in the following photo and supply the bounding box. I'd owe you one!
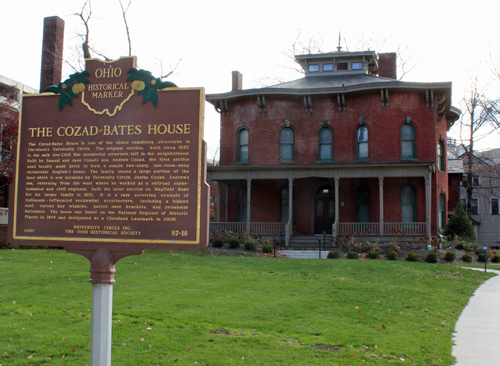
[208,162,434,181]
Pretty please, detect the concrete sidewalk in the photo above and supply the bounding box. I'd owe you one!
[452,268,500,365]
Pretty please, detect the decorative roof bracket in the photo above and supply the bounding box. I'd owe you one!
[337,93,346,111]
[257,95,267,112]
[214,100,229,115]
[303,95,313,113]
[436,94,446,122]
[380,88,389,106]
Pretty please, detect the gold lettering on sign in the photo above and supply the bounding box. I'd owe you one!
[95,67,123,79]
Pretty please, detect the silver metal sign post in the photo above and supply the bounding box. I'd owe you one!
[91,283,113,366]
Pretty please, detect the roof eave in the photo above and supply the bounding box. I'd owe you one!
[206,81,453,104]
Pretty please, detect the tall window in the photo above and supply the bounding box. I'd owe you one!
[280,128,294,161]
[437,140,444,171]
[280,187,289,223]
[356,184,370,222]
[401,185,416,222]
[401,124,416,159]
[439,194,446,230]
[319,127,333,161]
[356,126,369,160]
[492,198,499,215]
[470,199,478,215]
[238,129,249,162]
[238,187,247,222]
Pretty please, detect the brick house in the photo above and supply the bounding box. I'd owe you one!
[206,50,460,246]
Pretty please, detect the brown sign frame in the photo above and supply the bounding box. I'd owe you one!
[9,57,209,252]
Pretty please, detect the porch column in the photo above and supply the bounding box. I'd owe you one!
[379,177,384,236]
[285,178,293,247]
[216,182,221,222]
[334,178,340,240]
[246,179,252,233]
[425,169,432,239]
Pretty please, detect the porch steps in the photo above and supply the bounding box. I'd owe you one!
[279,250,330,259]
[287,235,334,250]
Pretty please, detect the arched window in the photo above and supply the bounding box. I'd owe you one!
[280,128,294,161]
[401,124,416,159]
[238,129,249,162]
[401,185,416,222]
[319,127,333,161]
[437,140,445,171]
[439,193,446,230]
[356,125,368,160]
[356,184,370,222]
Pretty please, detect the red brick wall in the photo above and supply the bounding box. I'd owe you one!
[220,91,439,166]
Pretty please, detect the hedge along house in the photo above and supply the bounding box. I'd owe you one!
[206,50,460,247]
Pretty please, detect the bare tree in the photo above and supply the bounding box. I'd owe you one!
[279,29,325,75]
[458,73,500,217]
[74,1,92,59]
[118,0,132,56]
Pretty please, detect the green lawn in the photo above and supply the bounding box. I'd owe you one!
[0,249,494,365]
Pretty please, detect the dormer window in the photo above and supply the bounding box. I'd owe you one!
[337,62,348,71]
[323,63,334,72]
[352,62,363,70]
[308,64,319,73]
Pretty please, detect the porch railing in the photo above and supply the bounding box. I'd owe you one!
[384,222,426,236]
[210,222,285,236]
[338,222,426,236]
[339,223,380,235]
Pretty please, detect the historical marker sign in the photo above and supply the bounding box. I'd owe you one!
[9,57,209,251]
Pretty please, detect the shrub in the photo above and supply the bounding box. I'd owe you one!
[262,243,273,254]
[346,237,363,252]
[406,252,419,262]
[212,238,224,248]
[492,255,500,263]
[363,241,381,253]
[367,251,379,259]
[426,252,438,263]
[1,240,13,249]
[444,251,456,262]
[455,242,464,250]
[229,238,241,249]
[346,251,359,259]
[445,202,476,240]
[462,253,472,263]
[387,251,398,261]
[477,252,489,262]
[244,241,257,251]
[388,238,401,253]
[327,251,341,259]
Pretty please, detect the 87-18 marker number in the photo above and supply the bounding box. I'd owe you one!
[171,230,188,237]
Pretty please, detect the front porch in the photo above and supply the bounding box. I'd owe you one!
[208,162,436,247]
[209,221,428,246]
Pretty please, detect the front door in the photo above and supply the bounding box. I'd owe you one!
[314,185,335,234]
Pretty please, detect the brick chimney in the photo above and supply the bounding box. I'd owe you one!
[232,71,243,91]
[40,16,65,92]
[378,53,397,80]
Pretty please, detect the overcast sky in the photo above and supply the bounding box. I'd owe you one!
[3,0,500,156]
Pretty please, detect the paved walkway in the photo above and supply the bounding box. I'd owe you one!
[452,268,500,365]
[278,250,330,259]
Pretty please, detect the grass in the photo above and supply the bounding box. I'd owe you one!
[0,249,495,365]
